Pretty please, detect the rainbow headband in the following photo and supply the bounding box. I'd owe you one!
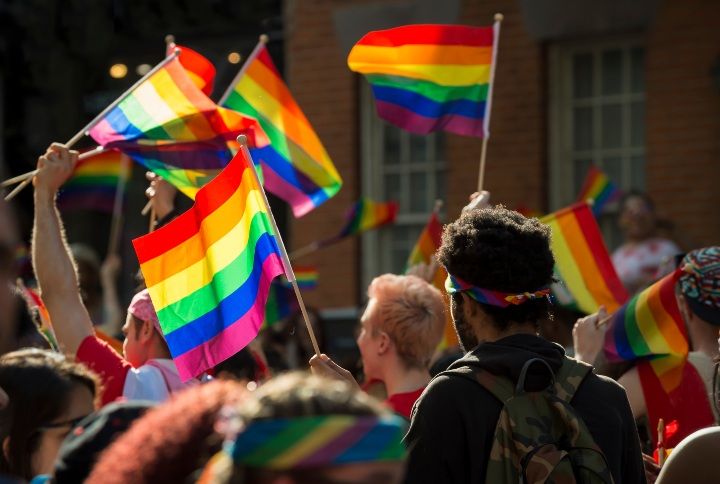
[445,274,551,308]
[224,415,406,469]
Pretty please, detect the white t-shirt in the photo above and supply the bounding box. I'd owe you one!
[122,358,188,403]
[612,238,681,293]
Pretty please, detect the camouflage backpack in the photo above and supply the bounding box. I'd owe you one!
[446,357,614,484]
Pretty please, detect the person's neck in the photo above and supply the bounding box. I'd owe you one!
[381,358,431,397]
[480,323,537,343]
[688,317,719,359]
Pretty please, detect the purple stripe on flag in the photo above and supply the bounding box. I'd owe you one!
[261,162,317,217]
[376,100,485,138]
[298,421,371,467]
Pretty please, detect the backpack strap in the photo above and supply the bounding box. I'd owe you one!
[552,357,593,403]
[439,365,516,403]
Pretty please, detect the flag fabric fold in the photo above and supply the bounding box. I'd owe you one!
[132,148,285,380]
[541,202,628,314]
[337,198,398,239]
[348,23,498,137]
[222,44,342,217]
[169,43,216,96]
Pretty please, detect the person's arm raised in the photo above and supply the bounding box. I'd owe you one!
[32,143,94,356]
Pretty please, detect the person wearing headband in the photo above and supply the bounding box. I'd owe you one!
[198,372,407,484]
[403,204,645,484]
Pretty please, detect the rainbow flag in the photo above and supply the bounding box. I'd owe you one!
[169,43,216,96]
[347,23,499,137]
[338,198,398,238]
[16,281,57,350]
[514,204,543,218]
[132,148,285,380]
[222,43,342,217]
[57,150,131,213]
[289,266,319,289]
[541,202,628,314]
[576,165,622,215]
[604,270,688,393]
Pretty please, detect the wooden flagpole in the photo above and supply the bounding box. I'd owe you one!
[237,135,321,357]
[217,34,268,106]
[477,13,503,192]
[2,51,181,200]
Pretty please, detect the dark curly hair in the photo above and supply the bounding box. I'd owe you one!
[437,206,555,331]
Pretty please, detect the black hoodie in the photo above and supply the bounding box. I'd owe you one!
[403,334,646,484]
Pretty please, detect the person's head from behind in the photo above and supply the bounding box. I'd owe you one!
[203,372,407,484]
[0,349,98,479]
[678,247,720,346]
[357,275,445,382]
[122,289,170,367]
[437,206,555,351]
[619,191,657,242]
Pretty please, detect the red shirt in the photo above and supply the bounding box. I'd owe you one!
[385,387,426,419]
[76,335,132,406]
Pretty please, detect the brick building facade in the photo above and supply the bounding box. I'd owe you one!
[283,0,720,314]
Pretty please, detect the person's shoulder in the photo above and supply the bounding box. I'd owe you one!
[418,367,496,409]
[577,369,629,400]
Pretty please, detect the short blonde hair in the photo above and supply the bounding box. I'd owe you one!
[366,274,445,369]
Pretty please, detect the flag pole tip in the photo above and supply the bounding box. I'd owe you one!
[494,13,504,22]
[259,34,270,44]
[165,34,175,45]
[237,134,248,145]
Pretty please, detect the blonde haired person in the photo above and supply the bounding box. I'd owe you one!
[311,274,445,418]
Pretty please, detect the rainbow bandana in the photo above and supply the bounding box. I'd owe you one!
[445,274,551,307]
[227,415,406,470]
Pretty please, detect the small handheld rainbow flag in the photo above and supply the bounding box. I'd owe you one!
[221,41,343,217]
[576,165,622,216]
[132,147,285,380]
[16,281,57,350]
[287,266,319,290]
[348,21,500,137]
[604,269,688,393]
[338,198,398,238]
[541,202,628,314]
[57,150,131,213]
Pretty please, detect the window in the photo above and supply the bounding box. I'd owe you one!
[361,82,447,288]
[549,39,645,248]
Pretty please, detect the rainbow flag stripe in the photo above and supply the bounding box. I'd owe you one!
[223,45,342,217]
[58,150,131,213]
[541,203,628,314]
[290,266,319,289]
[229,416,407,469]
[604,270,688,393]
[406,211,442,269]
[577,166,622,215]
[132,148,285,380]
[88,57,267,150]
[170,43,216,96]
[338,198,398,238]
[348,24,497,137]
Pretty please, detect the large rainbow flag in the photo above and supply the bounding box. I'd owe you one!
[347,23,499,137]
[541,202,628,314]
[405,210,458,348]
[604,270,688,393]
[132,148,285,380]
[577,165,622,216]
[221,43,342,217]
[58,150,131,213]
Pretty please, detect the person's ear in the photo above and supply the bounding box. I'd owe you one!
[2,436,10,462]
[461,293,478,317]
[377,331,391,355]
[138,319,155,344]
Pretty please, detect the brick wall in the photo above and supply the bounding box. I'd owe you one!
[645,0,720,248]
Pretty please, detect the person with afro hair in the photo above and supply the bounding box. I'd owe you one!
[403,200,645,484]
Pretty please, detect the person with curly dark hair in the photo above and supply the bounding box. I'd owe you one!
[403,201,646,484]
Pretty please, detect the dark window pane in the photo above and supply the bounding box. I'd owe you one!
[631,47,645,93]
[601,104,623,148]
[574,159,593,196]
[384,123,400,165]
[630,155,645,190]
[573,107,593,150]
[630,101,645,147]
[410,172,428,213]
[602,157,622,185]
[573,53,594,98]
[601,50,623,95]
[410,134,429,163]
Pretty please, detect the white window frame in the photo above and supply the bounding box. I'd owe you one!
[548,37,646,212]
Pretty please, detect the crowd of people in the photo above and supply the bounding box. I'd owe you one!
[0,142,717,483]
